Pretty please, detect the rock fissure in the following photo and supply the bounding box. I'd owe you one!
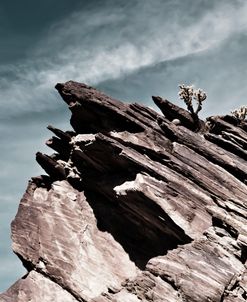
[34,268,86,302]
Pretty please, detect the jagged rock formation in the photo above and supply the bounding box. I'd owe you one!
[1,81,247,302]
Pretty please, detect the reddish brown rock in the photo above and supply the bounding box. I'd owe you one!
[1,81,247,301]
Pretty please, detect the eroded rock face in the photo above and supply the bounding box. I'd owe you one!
[11,180,137,301]
[1,81,247,301]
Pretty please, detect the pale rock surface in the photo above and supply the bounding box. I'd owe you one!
[9,180,136,301]
[0,271,78,302]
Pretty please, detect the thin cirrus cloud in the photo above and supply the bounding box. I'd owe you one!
[1,0,247,118]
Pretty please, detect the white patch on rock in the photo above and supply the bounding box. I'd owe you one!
[114,173,145,196]
[110,131,141,145]
[71,134,96,145]
[111,290,141,302]
[66,192,77,201]
[36,260,46,270]
[33,187,49,202]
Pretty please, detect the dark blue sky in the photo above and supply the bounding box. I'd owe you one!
[0,0,81,63]
[1,0,247,292]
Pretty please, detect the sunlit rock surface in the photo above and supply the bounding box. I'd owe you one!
[1,81,246,301]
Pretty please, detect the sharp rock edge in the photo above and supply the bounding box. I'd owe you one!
[1,81,247,302]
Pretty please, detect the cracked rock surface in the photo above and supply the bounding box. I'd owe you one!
[1,81,247,301]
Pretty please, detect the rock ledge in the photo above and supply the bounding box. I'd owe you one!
[1,81,247,302]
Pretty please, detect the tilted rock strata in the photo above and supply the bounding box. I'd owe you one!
[1,81,246,301]
[0,271,78,302]
[10,180,137,301]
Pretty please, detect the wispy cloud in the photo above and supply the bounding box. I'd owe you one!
[1,0,247,292]
[1,0,247,117]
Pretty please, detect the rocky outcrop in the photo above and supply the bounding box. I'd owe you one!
[1,81,247,302]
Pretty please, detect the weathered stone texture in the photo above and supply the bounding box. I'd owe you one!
[1,81,246,301]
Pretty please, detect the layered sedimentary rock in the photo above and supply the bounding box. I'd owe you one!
[1,81,247,302]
